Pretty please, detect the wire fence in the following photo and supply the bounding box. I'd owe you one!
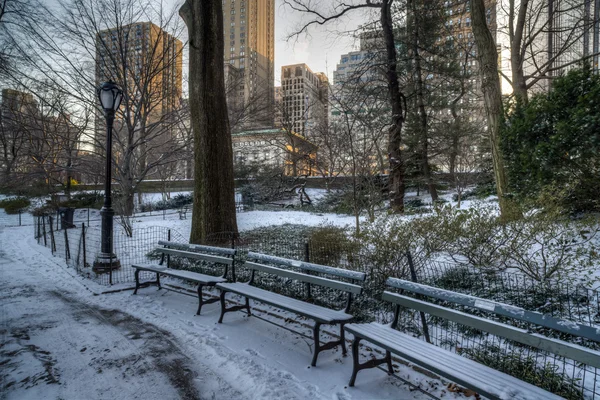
[29,220,600,399]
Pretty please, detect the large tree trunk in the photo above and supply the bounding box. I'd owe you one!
[408,0,438,202]
[381,0,406,213]
[180,0,239,243]
[470,0,521,222]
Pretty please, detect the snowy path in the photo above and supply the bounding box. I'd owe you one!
[0,225,453,400]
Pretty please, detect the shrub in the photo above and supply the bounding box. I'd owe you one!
[58,192,103,209]
[464,344,584,399]
[307,224,356,266]
[0,197,31,214]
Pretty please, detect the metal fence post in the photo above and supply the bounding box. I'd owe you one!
[82,223,87,268]
[49,216,56,254]
[42,216,47,246]
[87,208,90,226]
[167,229,171,268]
[406,251,431,343]
[304,241,312,299]
[18,209,22,226]
[64,228,70,260]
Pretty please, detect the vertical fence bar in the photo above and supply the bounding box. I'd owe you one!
[304,241,312,299]
[49,216,56,253]
[42,216,47,246]
[18,209,22,226]
[87,208,90,226]
[82,223,86,268]
[167,229,171,267]
[64,228,70,260]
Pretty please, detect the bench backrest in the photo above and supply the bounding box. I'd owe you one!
[383,278,600,369]
[157,240,236,279]
[244,251,366,312]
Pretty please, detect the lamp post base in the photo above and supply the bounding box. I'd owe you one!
[92,252,121,273]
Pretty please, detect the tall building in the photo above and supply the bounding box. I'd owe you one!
[95,22,183,169]
[333,32,382,86]
[280,63,329,137]
[495,0,599,95]
[224,0,275,130]
[95,22,183,117]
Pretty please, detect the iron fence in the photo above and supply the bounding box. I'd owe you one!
[29,221,600,399]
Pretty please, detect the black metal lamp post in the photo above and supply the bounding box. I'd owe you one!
[93,81,123,273]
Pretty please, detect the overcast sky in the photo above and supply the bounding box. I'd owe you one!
[272,1,367,84]
[42,0,369,85]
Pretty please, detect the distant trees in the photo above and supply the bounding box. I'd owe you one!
[1,0,191,218]
[502,64,600,212]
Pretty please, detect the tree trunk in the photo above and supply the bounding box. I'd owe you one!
[509,0,530,103]
[180,0,239,243]
[408,0,438,202]
[381,0,405,213]
[470,0,521,222]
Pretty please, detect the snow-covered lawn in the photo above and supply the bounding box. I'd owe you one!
[0,224,457,400]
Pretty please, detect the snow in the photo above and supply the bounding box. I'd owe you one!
[0,223,457,400]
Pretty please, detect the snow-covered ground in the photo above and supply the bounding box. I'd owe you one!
[0,224,458,400]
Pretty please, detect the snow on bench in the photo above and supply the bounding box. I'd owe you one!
[132,242,236,315]
[216,252,366,367]
[345,278,600,399]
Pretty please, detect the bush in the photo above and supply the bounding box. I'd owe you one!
[501,64,600,213]
[307,224,356,266]
[58,192,103,209]
[0,197,31,214]
[464,345,584,399]
[139,193,193,212]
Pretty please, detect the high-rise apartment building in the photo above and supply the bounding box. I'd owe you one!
[95,21,183,171]
[280,64,329,136]
[224,0,275,130]
[96,22,183,117]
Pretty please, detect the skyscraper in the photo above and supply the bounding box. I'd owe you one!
[224,0,275,130]
[95,22,183,118]
[280,64,329,137]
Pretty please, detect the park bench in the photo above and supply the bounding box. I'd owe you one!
[345,277,600,399]
[132,240,236,315]
[216,252,366,366]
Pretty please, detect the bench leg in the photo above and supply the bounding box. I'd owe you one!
[196,284,204,315]
[386,351,393,374]
[133,269,140,295]
[245,297,251,316]
[218,290,253,323]
[156,272,161,290]
[218,290,227,323]
[348,337,394,387]
[349,337,362,387]
[311,322,322,367]
[340,323,347,356]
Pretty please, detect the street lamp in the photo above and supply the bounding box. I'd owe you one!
[93,81,123,274]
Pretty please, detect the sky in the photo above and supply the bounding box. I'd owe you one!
[272,1,367,84]
[41,0,370,85]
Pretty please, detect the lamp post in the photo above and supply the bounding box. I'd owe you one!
[93,81,123,273]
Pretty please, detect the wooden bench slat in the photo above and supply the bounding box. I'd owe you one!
[216,282,353,323]
[244,261,363,295]
[158,248,234,265]
[158,240,236,256]
[345,323,562,400]
[382,291,600,369]
[248,251,365,281]
[386,277,599,343]
[132,264,226,284]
